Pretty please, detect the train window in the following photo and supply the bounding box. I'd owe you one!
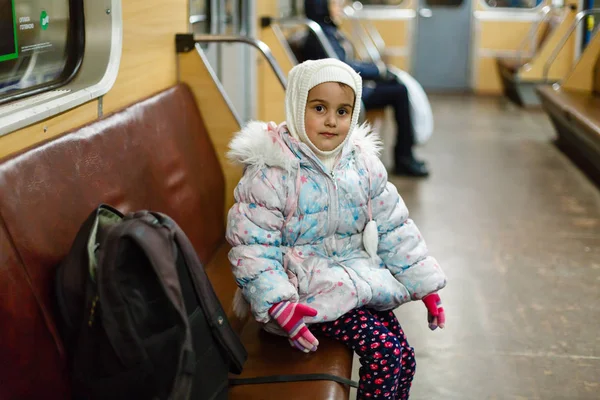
[425,0,463,6]
[0,1,123,136]
[421,0,462,5]
[0,0,84,104]
[482,0,544,8]
[351,0,405,6]
[279,0,296,18]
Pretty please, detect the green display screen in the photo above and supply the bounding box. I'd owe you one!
[0,0,18,62]
[0,0,76,99]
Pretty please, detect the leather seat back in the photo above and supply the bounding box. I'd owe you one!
[0,84,226,399]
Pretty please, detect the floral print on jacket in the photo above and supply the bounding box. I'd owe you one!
[226,121,446,327]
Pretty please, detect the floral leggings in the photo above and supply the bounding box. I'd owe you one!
[312,308,416,400]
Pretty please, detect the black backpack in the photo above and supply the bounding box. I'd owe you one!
[55,204,247,400]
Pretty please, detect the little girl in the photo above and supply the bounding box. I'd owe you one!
[226,58,447,399]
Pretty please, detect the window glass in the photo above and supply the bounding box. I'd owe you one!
[353,0,404,6]
[0,0,83,104]
[483,0,544,8]
[425,0,463,6]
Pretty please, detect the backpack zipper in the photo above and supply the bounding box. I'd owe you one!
[88,295,100,327]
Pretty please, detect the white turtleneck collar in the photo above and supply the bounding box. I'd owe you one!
[317,151,339,173]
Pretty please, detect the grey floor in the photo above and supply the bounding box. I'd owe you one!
[350,95,600,400]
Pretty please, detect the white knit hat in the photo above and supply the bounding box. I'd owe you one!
[285,58,362,159]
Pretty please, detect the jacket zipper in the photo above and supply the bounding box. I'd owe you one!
[326,168,339,239]
[298,148,341,243]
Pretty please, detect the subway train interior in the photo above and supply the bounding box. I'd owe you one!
[0,0,599,399]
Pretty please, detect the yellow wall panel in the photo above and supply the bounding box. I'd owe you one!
[519,8,577,82]
[563,31,600,93]
[102,0,188,114]
[385,55,409,71]
[0,102,98,159]
[472,0,580,94]
[478,21,532,51]
[256,1,288,123]
[178,50,243,214]
[476,57,503,94]
[369,20,409,48]
[594,54,600,93]
[257,28,293,123]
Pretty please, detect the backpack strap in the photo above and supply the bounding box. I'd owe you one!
[147,211,248,374]
[229,373,358,388]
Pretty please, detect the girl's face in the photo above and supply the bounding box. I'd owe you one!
[304,82,355,152]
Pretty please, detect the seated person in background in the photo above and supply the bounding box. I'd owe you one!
[301,0,429,177]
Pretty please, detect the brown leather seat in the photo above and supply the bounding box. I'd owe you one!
[537,84,600,184]
[0,83,352,400]
[0,219,71,400]
[205,245,352,399]
[497,57,533,74]
[537,86,600,140]
[496,57,538,107]
[496,14,558,76]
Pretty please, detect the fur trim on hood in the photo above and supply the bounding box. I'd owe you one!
[227,121,382,171]
[352,122,383,159]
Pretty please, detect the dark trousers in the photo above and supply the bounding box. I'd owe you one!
[362,82,415,161]
[312,307,416,399]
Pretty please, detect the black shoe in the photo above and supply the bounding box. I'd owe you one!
[394,157,430,177]
[413,158,427,167]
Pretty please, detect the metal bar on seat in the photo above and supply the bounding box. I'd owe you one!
[189,14,207,25]
[515,5,552,66]
[543,8,600,81]
[363,20,386,57]
[271,17,339,60]
[349,19,382,64]
[339,11,386,75]
[193,34,287,89]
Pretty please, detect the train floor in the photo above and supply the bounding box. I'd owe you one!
[350,95,600,400]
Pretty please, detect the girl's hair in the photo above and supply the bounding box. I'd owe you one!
[337,82,356,104]
[307,81,355,104]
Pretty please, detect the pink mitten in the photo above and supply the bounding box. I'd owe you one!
[422,293,446,330]
[269,301,319,353]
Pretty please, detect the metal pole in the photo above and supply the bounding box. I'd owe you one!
[273,17,339,59]
[193,35,288,89]
[543,8,600,80]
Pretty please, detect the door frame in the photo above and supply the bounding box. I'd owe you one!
[411,0,474,91]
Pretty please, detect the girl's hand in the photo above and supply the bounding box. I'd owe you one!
[269,301,319,353]
[422,293,445,330]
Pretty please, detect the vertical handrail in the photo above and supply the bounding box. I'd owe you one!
[543,8,600,80]
[270,23,299,65]
[191,42,243,126]
[189,14,207,25]
[193,35,288,89]
[515,5,552,66]
[363,19,386,57]
[349,19,382,63]
[346,18,387,75]
[272,17,339,59]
